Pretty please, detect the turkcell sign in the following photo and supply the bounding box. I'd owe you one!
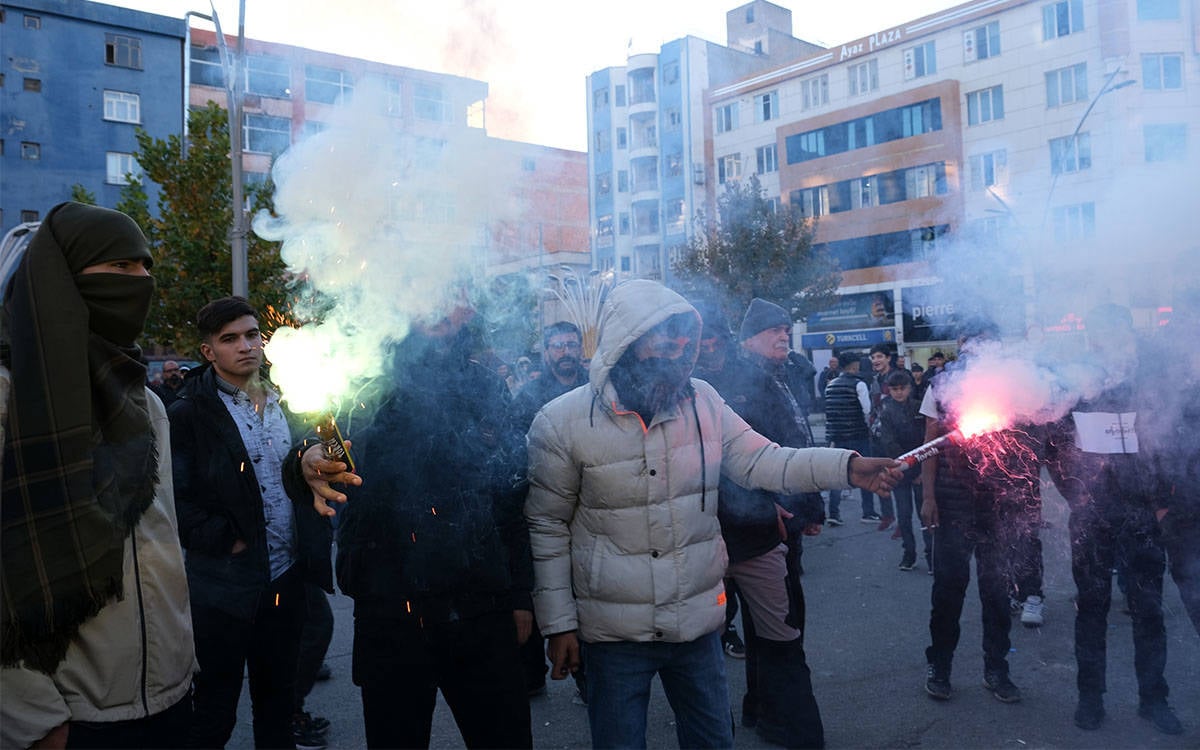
[800,328,895,349]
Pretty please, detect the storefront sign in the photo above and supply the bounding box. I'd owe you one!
[807,290,895,333]
[800,327,895,349]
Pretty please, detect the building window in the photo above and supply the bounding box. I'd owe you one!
[754,90,778,122]
[593,87,609,110]
[1050,133,1092,174]
[905,163,947,199]
[966,85,1005,125]
[301,120,327,138]
[904,41,937,80]
[1052,202,1095,241]
[414,82,451,122]
[665,152,682,177]
[1142,53,1183,90]
[756,143,778,174]
[385,78,402,115]
[24,14,41,29]
[715,103,738,134]
[305,65,353,105]
[969,149,1007,190]
[105,34,142,69]
[620,256,631,272]
[103,90,141,123]
[619,213,630,235]
[243,113,290,154]
[801,74,829,110]
[1136,0,1179,20]
[596,215,614,247]
[963,21,1000,62]
[21,142,40,160]
[848,59,879,96]
[1046,63,1087,107]
[786,98,941,164]
[628,68,655,104]
[105,152,141,185]
[23,77,41,92]
[665,108,682,130]
[596,172,611,195]
[666,199,686,234]
[21,210,40,223]
[663,63,679,85]
[617,170,629,192]
[616,127,627,149]
[1043,0,1084,40]
[190,46,224,88]
[614,85,626,107]
[717,153,742,184]
[1144,123,1186,162]
[245,54,290,98]
[593,130,608,153]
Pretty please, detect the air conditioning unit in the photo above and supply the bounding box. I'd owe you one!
[692,164,704,185]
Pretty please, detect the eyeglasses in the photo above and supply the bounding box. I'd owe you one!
[547,341,582,353]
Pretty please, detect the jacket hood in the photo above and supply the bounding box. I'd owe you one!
[589,280,700,395]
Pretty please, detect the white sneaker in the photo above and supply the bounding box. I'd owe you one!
[1021,595,1045,627]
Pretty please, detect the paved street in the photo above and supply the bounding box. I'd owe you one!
[231,421,1199,748]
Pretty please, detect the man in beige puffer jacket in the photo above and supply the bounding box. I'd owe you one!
[525,280,901,749]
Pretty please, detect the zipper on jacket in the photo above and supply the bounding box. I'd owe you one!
[130,528,150,715]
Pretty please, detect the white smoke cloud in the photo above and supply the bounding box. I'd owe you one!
[253,80,521,415]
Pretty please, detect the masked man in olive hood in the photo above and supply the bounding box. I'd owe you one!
[1,202,196,749]
[525,280,902,749]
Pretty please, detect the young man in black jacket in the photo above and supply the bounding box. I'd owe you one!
[716,298,826,748]
[330,304,534,749]
[169,296,341,749]
[877,368,929,571]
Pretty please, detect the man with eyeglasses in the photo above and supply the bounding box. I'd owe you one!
[512,321,589,432]
[511,321,590,699]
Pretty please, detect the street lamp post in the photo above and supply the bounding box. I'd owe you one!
[206,1,249,298]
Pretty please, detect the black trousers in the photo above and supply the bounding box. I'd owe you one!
[189,565,305,749]
[66,694,191,749]
[295,580,335,712]
[926,516,1013,674]
[1163,514,1200,637]
[354,610,532,749]
[1070,504,1168,702]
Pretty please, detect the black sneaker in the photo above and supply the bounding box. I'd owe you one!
[861,514,882,524]
[1138,701,1184,735]
[825,516,844,527]
[983,671,1021,703]
[293,712,329,736]
[925,664,951,701]
[291,715,328,750]
[722,627,746,658]
[1074,695,1105,730]
[898,557,917,571]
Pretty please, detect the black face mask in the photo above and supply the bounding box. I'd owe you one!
[73,273,155,346]
[164,373,183,387]
[611,353,694,421]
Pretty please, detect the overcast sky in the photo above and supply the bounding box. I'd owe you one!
[106,0,965,151]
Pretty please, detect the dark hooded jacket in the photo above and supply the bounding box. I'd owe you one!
[716,352,824,563]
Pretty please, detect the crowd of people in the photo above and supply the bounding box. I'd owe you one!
[1,202,1197,750]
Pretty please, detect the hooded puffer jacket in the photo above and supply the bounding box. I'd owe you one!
[525,280,855,643]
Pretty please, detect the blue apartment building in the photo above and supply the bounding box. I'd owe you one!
[1,0,184,233]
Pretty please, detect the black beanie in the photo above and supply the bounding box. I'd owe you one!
[739,298,790,341]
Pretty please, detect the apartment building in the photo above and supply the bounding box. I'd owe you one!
[0,0,184,231]
[707,0,1199,360]
[586,0,823,281]
[1,0,588,280]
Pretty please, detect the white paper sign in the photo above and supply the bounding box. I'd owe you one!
[1072,411,1138,454]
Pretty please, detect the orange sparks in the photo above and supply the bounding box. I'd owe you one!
[239,461,245,472]
[431,507,437,516]
[274,593,280,607]
[411,532,417,543]
[406,600,412,614]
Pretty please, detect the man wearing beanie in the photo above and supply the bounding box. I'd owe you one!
[1,202,197,748]
[711,297,828,747]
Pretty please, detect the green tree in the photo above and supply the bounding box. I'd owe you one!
[69,184,97,204]
[671,174,841,322]
[121,102,290,356]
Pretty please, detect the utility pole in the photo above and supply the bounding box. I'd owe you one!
[209,0,249,297]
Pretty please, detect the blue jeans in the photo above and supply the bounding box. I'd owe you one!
[584,630,733,749]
